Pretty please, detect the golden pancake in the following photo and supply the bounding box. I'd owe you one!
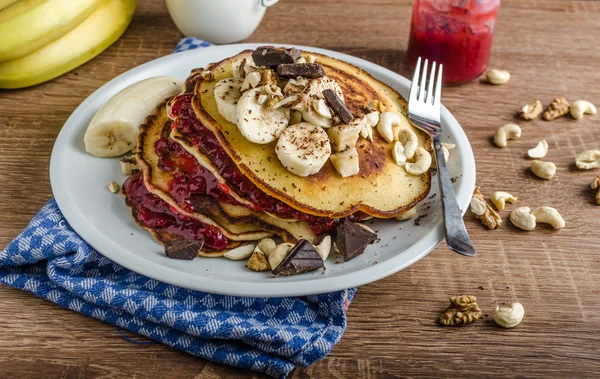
[138,98,318,244]
[136,99,272,242]
[193,50,432,218]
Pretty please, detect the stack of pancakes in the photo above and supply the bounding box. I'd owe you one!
[122,49,431,256]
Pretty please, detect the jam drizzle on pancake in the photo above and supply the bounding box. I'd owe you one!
[123,171,229,251]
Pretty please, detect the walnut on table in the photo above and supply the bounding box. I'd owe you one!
[438,295,482,326]
[470,186,502,229]
[591,176,600,205]
[543,97,570,121]
[520,100,543,120]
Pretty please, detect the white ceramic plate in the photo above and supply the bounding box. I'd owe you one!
[50,44,476,297]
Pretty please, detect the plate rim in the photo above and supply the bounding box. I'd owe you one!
[50,43,476,297]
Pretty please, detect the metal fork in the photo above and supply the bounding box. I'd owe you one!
[408,57,476,256]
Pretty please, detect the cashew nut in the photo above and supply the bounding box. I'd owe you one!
[397,128,418,159]
[306,54,317,64]
[441,142,455,163]
[510,206,536,231]
[494,302,524,328]
[365,111,379,127]
[575,150,600,169]
[490,191,517,211]
[570,100,597,120]
[314,235,331,260]
[404,147,432,175]
[494,123,521,148]
[527,140,548,159]
[313,98,332,118]
[392,141,406,166]
[396,207,417,221]
[359,118,374,142]
[486,69,511,85]
[532,206,565,229]
[376,112,401,143]
[470,197,487,216]
[295,56,307,64]
[223,244,255,261]
[268,242,294,270]
[530,160,556,180]
[257,238,276,257]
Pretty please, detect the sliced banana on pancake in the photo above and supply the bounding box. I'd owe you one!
[236,86,290,144]
[213,77,243,124]
[275,122,331,177]
[302,99,332,128]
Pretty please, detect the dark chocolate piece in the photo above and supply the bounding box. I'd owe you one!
[276,63,325,78]
[252,46,300,67]
[322,89,353,124]
[164,239,204,260]
[334,219,377,261]
[272,239,324,276]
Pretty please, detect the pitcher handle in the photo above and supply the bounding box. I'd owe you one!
[261,0,279,7]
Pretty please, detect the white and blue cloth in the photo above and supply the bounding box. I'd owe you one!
[0,39,356,378]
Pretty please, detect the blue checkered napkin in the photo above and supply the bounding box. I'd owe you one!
[0,39,356,378]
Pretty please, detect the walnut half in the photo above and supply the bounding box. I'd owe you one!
[471,186,502,229]
[438,295,482,326]
[543,97,570,121]
[520,100,543,120]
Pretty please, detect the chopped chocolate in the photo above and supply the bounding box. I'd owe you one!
[252,46,300,67]
[323,89,353,124]
[277,63,325,78]
[164,239,203,260]
[272,239,324,276]
[334,219,377,261]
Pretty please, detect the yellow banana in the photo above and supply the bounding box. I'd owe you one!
[0,0,105,62]
[0,0,19,12]
[0,0,137,89]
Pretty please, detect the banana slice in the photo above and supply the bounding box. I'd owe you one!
[84,76,182,158]
[302,105,332,128]
[275,122,331,177]
[214,77,243,124]
[237,87,290,144]
[330,147,360,178]
[327,118,364,152]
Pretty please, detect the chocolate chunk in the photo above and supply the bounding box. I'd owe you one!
[252,46,300,67]
[334,219,377,261]
[323,89,353,124]
[164,239,203,260]
[272,239,324,276]
[276,63,325,78]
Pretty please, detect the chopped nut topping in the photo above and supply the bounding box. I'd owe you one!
[592,176,600,205]
[520,100,543,120]
[471,186,502,229]
[438,295,482,326]
[543,97,570,121]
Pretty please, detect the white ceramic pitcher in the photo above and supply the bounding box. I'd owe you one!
[166,0,279,44]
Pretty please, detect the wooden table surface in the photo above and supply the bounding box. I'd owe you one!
[1,0,600,377]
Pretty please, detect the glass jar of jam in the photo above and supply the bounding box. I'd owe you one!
[407,0,500,85]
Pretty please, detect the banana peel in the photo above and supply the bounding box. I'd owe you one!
[0,0,137,89]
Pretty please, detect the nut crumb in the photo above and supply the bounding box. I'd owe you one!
[107,181,120,193]
[438,295,482,326]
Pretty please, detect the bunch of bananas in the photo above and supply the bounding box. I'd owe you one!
[0,0,137,89]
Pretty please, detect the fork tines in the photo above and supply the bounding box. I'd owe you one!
[408,57,443,125]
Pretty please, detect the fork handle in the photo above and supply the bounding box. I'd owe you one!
[432,136,476,256]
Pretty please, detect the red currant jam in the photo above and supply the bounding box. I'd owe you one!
[407,0,499,85]
[123,172,229,251]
